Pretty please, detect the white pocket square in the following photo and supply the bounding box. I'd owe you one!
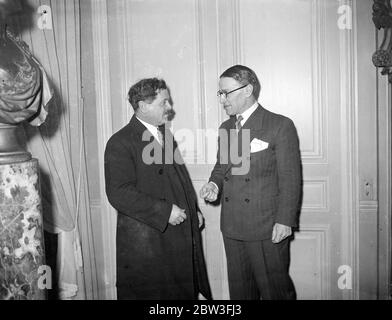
[250,138,269,153]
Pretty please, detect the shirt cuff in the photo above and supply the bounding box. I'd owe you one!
[209,181,219,193]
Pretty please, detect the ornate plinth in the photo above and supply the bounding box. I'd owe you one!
[0,159,46,300]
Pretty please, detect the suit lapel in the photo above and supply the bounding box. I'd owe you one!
[220,117,236,175]
[130,116,164,163]
[131,115,165,149]
[241,104,265,140]
[164,129,197,207]
[223,105,265,176]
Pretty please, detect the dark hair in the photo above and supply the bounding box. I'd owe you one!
[220,65,261,100]
[127,78,167,111]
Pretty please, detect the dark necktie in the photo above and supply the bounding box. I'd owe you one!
[235,115,243,133]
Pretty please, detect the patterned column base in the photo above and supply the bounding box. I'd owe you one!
[0,159,46,300]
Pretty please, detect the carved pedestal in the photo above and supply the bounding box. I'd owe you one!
[0,159,46,300]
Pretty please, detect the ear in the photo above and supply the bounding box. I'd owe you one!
[138,100,147,113]
[244,84,254,98]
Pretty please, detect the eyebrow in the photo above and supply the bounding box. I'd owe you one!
[219,88,234,92]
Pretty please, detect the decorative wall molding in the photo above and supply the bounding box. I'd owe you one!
[188,0,208,164]
[118,0,134,126]
[293,224,331,299]
[229,0,327,162]
[302,177,329,212]
[359,200,378,215]
[115,0,209,165]
[302,0,327,162]
[232,0,243,64]
[216,0,243,124]
[338,0,359,300]
[91,0,117,300]
[376,54,392,298]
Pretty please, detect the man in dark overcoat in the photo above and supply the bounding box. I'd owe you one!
[105,78,211,300]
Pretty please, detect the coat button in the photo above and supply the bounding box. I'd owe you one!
[225,197,229,202]
[158,168,164,175]
[224,177,229,182]
[245,198,250,203]
[245,178,250,182]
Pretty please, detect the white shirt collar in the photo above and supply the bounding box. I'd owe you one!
[237,102,259,126]
[135,116,162,144]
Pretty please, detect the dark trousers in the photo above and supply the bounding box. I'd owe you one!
[223,236,296,300]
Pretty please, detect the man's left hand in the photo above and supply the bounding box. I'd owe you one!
[271,223,292,243]
[197,211,204,228]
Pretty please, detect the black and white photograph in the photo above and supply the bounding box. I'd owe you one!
[0,0,391,309]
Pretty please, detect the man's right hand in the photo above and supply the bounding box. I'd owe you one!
[199,182,219,202]
[168,204,187,226]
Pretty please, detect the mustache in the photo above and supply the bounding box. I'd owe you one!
[165,109,176,121]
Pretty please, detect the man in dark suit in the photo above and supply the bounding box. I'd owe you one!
[200,65,301,300]
[105,78,211,300]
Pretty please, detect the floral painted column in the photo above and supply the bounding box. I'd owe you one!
[0,159,46,300]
